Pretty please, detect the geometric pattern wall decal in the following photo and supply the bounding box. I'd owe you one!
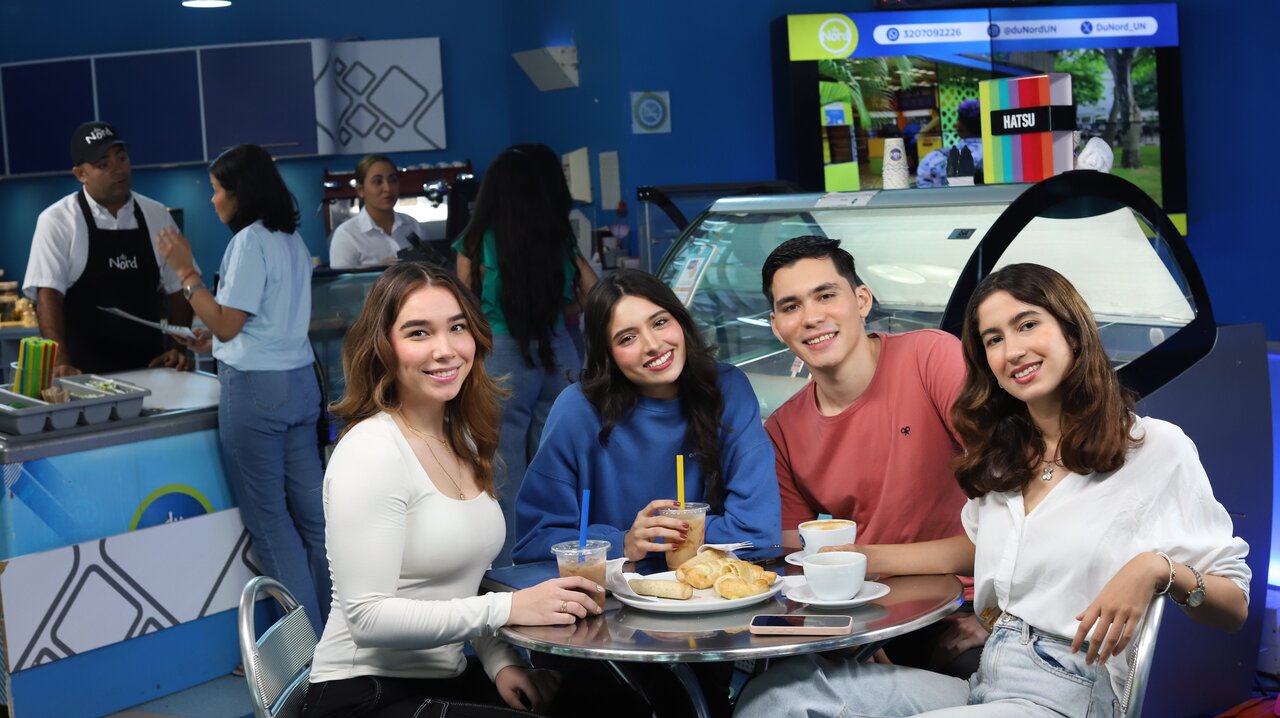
[1,508,257,673]
[315,37,446,155]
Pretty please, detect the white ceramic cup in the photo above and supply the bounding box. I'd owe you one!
[802,551,868,601]
[798,518,857,556]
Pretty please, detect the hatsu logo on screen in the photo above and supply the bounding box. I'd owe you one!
[109,253,139,270]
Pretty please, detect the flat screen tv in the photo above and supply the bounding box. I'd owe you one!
[772,4,1186,224]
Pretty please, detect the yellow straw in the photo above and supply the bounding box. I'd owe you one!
[676,454,685,509]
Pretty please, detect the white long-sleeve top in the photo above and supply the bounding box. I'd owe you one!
[963,416,1251,700]
[310,412,523,683]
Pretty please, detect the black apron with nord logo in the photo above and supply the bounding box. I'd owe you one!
[64,190,166,373]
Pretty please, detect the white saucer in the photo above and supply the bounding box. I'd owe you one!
[784,580,890,608]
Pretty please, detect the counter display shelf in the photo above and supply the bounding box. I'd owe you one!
[311,267,383,423]
[0,370,252,717]
[656,171,1270,717]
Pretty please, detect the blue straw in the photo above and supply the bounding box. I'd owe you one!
[578,489,591,549]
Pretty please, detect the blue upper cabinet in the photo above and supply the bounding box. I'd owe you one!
[2,59,95,175]
[200,42,318,158]
[97,51,205,167]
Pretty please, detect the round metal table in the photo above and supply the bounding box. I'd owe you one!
[497,573,962,716]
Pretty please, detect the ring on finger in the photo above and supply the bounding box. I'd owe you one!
[559,600,569,613]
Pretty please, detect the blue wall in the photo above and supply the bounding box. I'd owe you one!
[0,0,1277,342]
[0,0,512,281]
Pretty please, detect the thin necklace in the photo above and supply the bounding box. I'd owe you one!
[399,412,467,499]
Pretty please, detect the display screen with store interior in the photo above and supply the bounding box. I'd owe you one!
[772,4,1185,223]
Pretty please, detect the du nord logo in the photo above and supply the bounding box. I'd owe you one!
[818,17,855,55]
[84,126,115,144]
[109,253,139,270]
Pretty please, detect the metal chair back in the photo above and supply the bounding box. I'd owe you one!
[1120,596,1166,718]
[238,576,319,718]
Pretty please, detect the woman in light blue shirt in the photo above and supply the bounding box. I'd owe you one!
[158,144,330,635]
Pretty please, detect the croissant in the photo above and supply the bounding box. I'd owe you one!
[713,574,771,599]
[675,560,727,588]
[675,550,778,591]
[675,549,729,589]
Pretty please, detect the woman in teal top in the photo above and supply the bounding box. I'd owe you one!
[454,143,596,566]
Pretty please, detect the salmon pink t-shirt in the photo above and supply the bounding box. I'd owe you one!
[767,330,968,547]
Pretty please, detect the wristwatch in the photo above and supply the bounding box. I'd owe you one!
[182,279,204,301]
[1173,564,1206,608]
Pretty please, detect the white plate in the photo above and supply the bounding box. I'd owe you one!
[784,550,808,566]
[784,580,890,608]
[615,570,783,614]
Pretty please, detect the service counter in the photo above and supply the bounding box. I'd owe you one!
[0,267,408,715]
[0,376,255,717]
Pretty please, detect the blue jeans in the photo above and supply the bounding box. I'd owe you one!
[486,329,579,567]
[219,364,331,636]
[735,615,1118,718]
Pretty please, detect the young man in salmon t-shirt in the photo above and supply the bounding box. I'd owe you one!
[762,235,984,675]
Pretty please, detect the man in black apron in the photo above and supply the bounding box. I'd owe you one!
[26,122,194,376]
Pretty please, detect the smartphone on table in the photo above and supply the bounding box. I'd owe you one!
[749,614,853,636]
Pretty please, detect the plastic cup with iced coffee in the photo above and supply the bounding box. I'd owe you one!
[657,501,709,569]
[551,539,609,609]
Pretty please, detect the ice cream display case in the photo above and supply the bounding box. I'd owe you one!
[656,170,1270,716]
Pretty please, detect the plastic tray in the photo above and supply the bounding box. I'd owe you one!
[55,380,118,425]
[58,375,151,420]
[0,386,79,434]
[0,375,154,435]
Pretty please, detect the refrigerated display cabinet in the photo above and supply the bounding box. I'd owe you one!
[656,170,1269,717]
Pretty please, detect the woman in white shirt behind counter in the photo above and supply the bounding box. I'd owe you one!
[736,263,1250,718]
[301,262,606,718]
[328,154,424,269]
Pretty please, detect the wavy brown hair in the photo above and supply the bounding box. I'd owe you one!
[951,263,1138,498]
[331,262,507,496]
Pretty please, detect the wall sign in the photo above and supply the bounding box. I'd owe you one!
[631,91,672,134]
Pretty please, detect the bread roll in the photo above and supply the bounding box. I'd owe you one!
[629,579,693,600]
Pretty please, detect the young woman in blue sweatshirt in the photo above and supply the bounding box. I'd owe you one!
[513,269,780,566]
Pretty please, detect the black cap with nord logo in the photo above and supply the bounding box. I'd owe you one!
[69,122,126,166]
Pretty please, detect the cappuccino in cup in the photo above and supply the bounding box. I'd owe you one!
[798,518,856,555]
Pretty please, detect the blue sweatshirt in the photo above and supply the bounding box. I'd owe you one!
[513,364,781,565]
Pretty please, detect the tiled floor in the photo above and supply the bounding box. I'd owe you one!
[104,675,252,718]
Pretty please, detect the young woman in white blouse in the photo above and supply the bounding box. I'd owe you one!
[736,263,1250,718]
[302,262,603,718]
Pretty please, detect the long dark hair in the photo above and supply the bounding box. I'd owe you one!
[209,144,300,234]
[951,263,1138,497]
[330,262,507,496]
[459,143,576,371]
[579,270,727,512]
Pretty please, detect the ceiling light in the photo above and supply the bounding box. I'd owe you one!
[182,0,232,7]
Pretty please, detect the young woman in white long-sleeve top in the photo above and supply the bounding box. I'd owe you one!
[736,263,1249,718]
[302,262,603,718]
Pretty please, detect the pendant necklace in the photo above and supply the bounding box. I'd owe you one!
[1040,461,1056,482]
[399,413,467,499]
[1040,449,1062,482]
